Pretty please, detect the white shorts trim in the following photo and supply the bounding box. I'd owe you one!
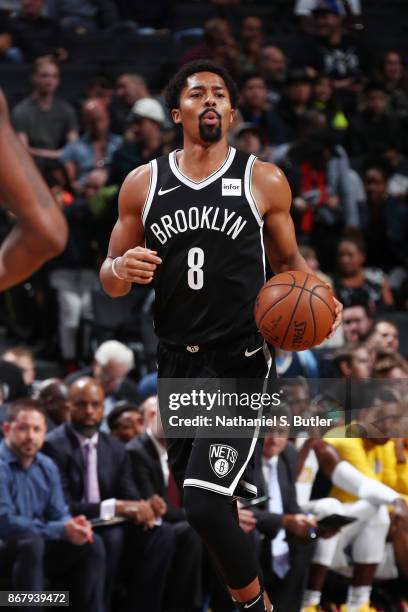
[183,478,234,496]
[183,346,272,498]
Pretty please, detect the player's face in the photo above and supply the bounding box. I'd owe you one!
[337,240,364,275]
[350,347,372,379]
[343,306,371,342]
[113,411,144,442]
[32,63,59,95]
[69,383,104,429]
[94,361,128,393]
[372,322,399,355]
[313,77,332,103]
[172,72,234,145]
[4,409,46,461]
[263,432,288,458]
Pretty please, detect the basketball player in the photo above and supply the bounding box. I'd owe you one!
[0,90,67,290]
[100,61,342,612]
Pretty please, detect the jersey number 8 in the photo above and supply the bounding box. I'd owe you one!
[188,247,204,290]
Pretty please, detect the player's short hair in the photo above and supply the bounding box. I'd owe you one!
[337,229,367,255]
[372,319,399,334]
[2,346,33,361]
[238,71,265,90]
[333,342,368,369]
[107,401,141,430]
[165,60,238,111]
[94,340,134,370]
[6,398,47,423]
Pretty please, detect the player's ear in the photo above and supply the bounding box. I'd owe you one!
[229,109,235,126]
[172,109,182,125]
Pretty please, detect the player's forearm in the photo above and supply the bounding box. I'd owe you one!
[99,256,131,297]
[28,147,64,159]
[268,249,313,276]
[331,461,400,505]
[0,226,63,291]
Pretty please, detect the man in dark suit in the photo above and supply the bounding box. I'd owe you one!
[65,341,140,431]
[238,430,316,612]
[42,377,174,612]
[127,395,203,611]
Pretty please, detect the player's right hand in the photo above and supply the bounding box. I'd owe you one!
[237,507,257,533]
[113,247,162,284]
[117,499,156,529]
[149,494,167,518]
[282,513,316,538]
[65,516,93,545]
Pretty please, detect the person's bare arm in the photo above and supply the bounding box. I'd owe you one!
[381,277,394,306]
[0,91,67,291]
[28,147,65,159]
[311,439,341,478]
[252,160,342,333]
[99,164,162,297]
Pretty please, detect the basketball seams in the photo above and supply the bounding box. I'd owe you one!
[280,273,310,348]
[309,289,317,347]
[257,284,296,329]
[256,271,335,350]
[256,274,296,328]
[259,283,336,317]
[310,285,336,341]
[310,286,336,318]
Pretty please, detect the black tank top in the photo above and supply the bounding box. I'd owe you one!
[143,146,265,345]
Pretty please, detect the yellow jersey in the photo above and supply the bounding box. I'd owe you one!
[325,435,397,503]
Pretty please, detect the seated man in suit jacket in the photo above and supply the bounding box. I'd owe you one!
[42,377,174,612]
[238,428,317,612]
[127,395,203,611]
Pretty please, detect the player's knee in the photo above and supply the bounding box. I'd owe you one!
[16,533,45,563]
[184,486,225,536]
[373,504,391,530]
[316,497,344,518]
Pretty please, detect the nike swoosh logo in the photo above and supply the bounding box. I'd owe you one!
[244,594,263,609]
[158,185,181,196]
[244,346,263,358]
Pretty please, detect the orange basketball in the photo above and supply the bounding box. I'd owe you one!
[254,271,335,351]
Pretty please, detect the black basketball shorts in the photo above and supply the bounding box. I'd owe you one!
[157,332,276,499]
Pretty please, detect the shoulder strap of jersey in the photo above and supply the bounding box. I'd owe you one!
[243,153,263,227]
[141,159,158,225]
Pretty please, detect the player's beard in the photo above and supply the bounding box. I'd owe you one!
[199,121,222,142]
[198,111,222,143]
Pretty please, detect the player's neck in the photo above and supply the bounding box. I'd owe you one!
[177,139,230,182]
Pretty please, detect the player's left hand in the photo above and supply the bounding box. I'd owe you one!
[149,494,167,518]
[327,293,343,338]
[238,508,257,533]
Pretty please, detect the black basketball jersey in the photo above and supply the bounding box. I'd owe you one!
[143,146,266,345]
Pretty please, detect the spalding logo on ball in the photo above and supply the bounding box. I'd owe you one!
[254,270,335,351]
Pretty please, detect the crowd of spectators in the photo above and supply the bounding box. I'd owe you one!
[0,0,405,366]
[0,0,407,610]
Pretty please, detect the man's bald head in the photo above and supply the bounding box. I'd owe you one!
[69,377,105,436]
